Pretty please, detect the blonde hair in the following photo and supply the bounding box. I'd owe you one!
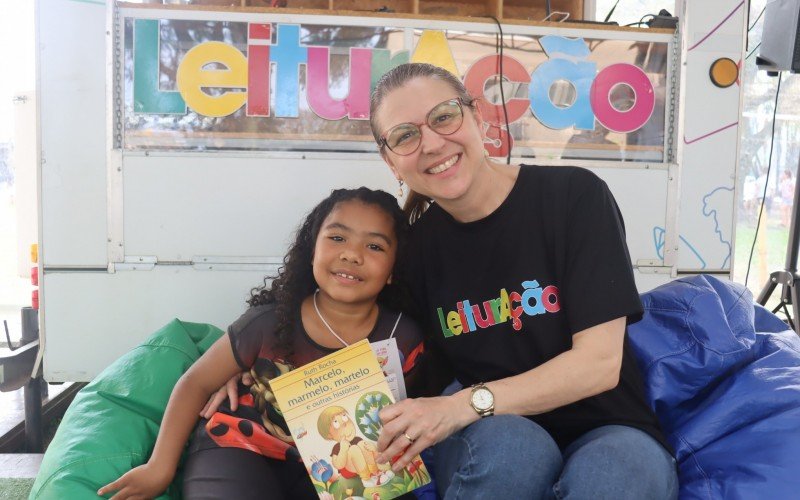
[317,405,347,440]
[369,63,477,224]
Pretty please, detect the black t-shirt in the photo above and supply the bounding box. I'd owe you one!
[404,164,669,452]
[228,303,425,376]
[188,302,427,456]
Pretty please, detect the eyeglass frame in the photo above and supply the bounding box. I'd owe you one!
[377,97,474,156]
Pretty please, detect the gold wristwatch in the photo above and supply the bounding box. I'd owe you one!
[469,383,495,417]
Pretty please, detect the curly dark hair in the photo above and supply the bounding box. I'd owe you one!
[248,187,409,355]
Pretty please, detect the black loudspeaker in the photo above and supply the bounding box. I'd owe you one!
[756,0,800,74]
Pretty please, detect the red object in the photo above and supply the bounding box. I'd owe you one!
[31,266,39,286]
[248,23,271,40]
[32,289,39,310]
[247,45,271,116]
[205,412,299,461]
[239,393,254,406]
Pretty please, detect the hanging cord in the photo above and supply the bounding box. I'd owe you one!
[603,0,620,23]
[745,73,782,287]
[746,1,767,51]
[488,16,512,165]
[542,11,570,22]
[749,4,766,31]
[746,42,761,60]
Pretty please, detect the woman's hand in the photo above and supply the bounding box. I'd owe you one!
[97,462,172,499]
[199,371,253,418]
[375,394,475,472]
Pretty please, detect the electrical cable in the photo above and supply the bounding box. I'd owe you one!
[489,16,512,165]
[603,0,620,23]
[745,4,766,62]
[746,42,761,60]
[745,72,782,287]
[749,5,766,31]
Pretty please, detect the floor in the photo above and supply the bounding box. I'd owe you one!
[0,454,40,499]
[0,453,41,478]
[0,382,70,448]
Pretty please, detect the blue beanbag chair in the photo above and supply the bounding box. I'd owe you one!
[628,275,800,499]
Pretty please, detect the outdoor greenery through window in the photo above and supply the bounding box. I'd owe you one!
[735,0,799,312]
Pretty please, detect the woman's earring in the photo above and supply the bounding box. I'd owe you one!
[397,180,405,198]
[483,148,490,158]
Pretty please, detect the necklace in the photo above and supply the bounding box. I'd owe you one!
[313,289,350,347]
[312,289,402,348]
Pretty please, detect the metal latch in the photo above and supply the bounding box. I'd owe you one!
[113,255,157,271]
[192,256,283,272]
[636,259,674,275]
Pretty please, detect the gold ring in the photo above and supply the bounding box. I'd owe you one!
[402,431,416,443]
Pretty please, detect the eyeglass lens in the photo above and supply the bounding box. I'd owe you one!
[385,99,463,155]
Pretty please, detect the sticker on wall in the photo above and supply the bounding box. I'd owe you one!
[709,57,739,88]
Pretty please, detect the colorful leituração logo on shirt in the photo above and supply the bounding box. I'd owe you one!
[436,280,560,338]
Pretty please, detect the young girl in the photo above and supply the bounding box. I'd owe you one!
[98,188,426,500]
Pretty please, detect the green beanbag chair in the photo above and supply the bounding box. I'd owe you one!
[29,319,223,499]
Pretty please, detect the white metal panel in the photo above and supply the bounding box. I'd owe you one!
[121,153,669,271]
[121,154,397,260]
[38,0,107,267]
[41,267,265,382]
[676,0,746,272]
[43,159,671,382]
[591,167,672,267]
[633,271,675,293]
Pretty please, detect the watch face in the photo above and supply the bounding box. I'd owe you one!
[472,388,494,410]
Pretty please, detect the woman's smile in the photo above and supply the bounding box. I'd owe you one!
[426,153,461,175]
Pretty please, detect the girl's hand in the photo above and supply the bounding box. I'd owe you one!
[199,371,253,418]
[375,394,475,472]
[97,462,172,499]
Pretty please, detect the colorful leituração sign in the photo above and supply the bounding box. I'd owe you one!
[135,20,655,130]
[122,13,670,159]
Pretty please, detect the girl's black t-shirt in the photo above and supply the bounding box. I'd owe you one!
[187,303,426,457]
[404,164,669,452]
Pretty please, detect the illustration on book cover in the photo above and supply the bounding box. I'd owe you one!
[270,340,430,499]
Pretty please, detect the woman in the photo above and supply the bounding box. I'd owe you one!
[369,63,678,500]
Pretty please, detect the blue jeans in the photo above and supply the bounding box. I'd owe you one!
[432,415,678,500]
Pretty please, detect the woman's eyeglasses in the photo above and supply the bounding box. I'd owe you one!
[379,98,466,156]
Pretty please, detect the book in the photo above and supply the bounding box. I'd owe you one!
[270,339,431,500]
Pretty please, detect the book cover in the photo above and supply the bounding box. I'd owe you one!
[270,339,431,500]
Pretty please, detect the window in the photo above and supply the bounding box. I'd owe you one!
[734,0,800,311]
